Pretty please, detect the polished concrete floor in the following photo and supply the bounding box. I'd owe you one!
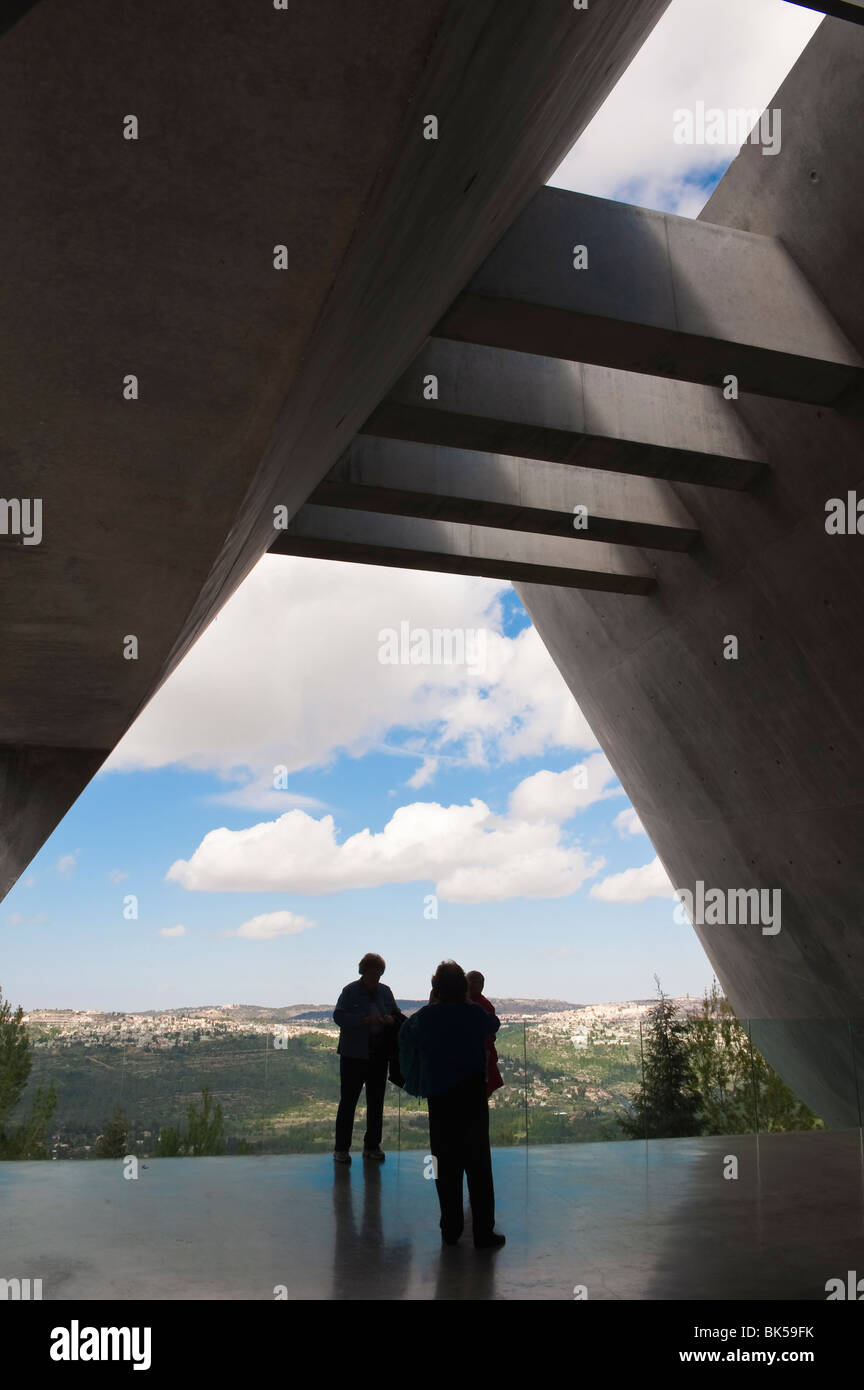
[2,1133,863,1300]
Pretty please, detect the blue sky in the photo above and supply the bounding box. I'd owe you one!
[1,0,821,1012]
[4,575,707,1010]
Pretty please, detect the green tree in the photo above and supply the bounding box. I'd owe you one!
[688,979,757,1134]
[94,1106,128,1158]
[688,979,822,1134]
[0,984,57,1158]
[756,1063,821,1132]
[155,1125,183,1157]
[155,1086,225,1157]
[623,979,700,1138]
[185,1084,225,1155]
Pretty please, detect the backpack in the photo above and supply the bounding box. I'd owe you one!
[397,1015,425,1098]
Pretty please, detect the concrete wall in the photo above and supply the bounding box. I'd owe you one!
[517,18,864,1125]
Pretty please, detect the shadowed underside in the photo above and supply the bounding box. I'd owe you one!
[0,0,670,895]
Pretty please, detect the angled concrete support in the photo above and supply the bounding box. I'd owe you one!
[366,340,767,489]
[0,744,107,900]
[435,189,864,404]
[514,17,864,1125]
[311,436,698,551]
[271,505,657,594]
[784,0,864,22]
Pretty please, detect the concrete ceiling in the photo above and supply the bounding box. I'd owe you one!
[0,0,670,897]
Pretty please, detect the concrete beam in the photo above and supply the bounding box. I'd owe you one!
[1,3,43,38]
[434,188,864,404]
[161,1,673,682]
[514,18,864,1125]
[311,436,698,551]
[784,0,864,23]
[271,505,657,595]
[0,745,107,901]
[366,340,767,490]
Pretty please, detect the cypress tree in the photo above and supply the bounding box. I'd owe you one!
[623,978,700,1138]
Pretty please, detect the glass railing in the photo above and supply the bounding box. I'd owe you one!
[9,1013,864,1161]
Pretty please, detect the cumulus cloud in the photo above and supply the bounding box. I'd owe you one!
[550,0,820,216]
[108,557,597,798]
[224,911,316,941]
[589,856,675,905]
[166,775,606,904]
[108,868,129,884]
[159,924,187,938]
[507,753,620,823]
[56,851,79,876]
[614,807,646,838]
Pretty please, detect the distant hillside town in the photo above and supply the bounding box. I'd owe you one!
[23,997,703,1053]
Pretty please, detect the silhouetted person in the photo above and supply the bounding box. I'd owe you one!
[400,960,505,1250]
[333,953,400,1164]
[466,970,504,1099]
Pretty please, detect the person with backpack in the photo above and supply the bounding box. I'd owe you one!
[399,960,505,1250]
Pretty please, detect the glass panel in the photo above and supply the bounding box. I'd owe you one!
[24,1011,864,1160]
[747,1017,858,1135]
[523,1013,643,1144]
[488,1019,529,1146]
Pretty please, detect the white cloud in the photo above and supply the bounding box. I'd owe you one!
[507,753,620,823]
[6,912,47,927]
[23,876,36,888]
[614,807,646,838]
[166,769,606,904]
[406,756,439,790]
[107,557,598,791]
[549,0,821,216]
[159,924,187,938]
[56,851,79,877]
[225,911,316,941]
[108,868,129,884]
[589,856,674,905]
[206,782,328,814]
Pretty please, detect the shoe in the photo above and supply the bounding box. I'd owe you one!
[441,1232,461,1246]
[474,1231,506,1250]
[362,1147,385,1161]
[333,1150,351,1164]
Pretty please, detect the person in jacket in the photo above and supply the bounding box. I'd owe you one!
[466,970,504,1098]
[399,960,505,1250]
[332,953,400,1164]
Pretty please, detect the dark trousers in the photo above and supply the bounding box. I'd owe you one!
[428,1070,495,1242]
[335,1055,389,1152]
